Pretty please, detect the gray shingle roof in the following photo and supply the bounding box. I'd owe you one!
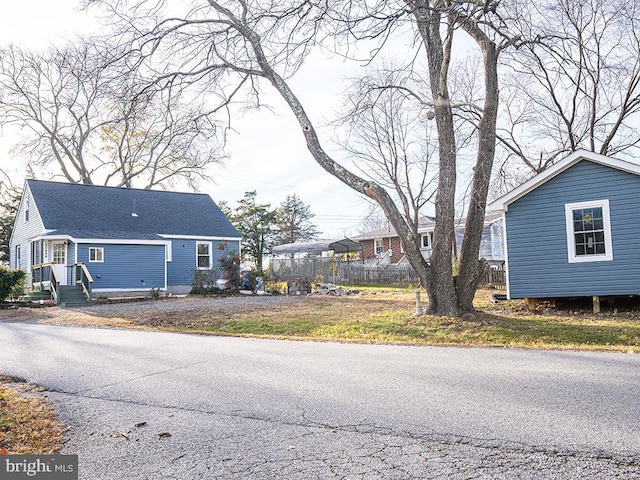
[28,180,240,240]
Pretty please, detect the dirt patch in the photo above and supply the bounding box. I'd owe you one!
[0,295,319,329]
[0,291,413,331]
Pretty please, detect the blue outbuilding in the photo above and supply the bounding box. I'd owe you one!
[9,180,241,304]
[489,150,640,311]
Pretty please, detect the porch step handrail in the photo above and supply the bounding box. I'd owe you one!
[32,262,53,291]
[49,266,60,304]
[75,262,93,302]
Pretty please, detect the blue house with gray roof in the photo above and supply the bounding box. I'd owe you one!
[9,180,241,305]
[488,150,640,311]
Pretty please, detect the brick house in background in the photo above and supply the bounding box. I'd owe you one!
[352,214,504,266]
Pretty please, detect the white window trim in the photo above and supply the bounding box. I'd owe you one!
[196,241,213,270]
[564,199,613,263]
[374,238,384,255]
[89,247,104,263]
[420,233,432,249]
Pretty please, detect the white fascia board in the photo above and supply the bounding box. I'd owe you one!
[74,238,171,246]
[158,234,242,241]
[33,234,75,242]
[487,150,640,212]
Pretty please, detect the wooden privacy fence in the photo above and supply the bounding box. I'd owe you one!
[339,264,420,287]
[482,267,507,289]
[268,258,506,289]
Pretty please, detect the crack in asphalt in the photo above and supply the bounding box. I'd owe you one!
[68,360,212,395]
[48,386,640,476]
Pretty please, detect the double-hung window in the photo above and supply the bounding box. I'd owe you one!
[564,200,613,263]
[421,233,432,249]
[374,239,383,255]
[197,242,212,269]
[89,247,104,263]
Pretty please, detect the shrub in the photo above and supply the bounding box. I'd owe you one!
[149,288,162,300]
[189,286,223,296]
[265,280,287,295]
[219,252,241,290]
[0,268,26,303]
[192,269,216,288]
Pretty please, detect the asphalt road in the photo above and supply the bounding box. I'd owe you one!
[1,321,639,479]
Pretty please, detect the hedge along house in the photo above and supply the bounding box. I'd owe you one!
[488,149,640,312]
[9,180,241,305]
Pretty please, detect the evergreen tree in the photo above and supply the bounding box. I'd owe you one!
[0,185,21,266]
[228,191,276,271]
[274,194,320,246]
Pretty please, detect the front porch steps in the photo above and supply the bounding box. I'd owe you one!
[57,285,94,307]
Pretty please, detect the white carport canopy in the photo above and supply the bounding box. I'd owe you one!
[271,238,363,256]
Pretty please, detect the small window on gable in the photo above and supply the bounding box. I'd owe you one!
[421,233,432,249]
[565,200,613,263]
[25,197,29,222]
[89,247,104,263]
[197,242,212,269]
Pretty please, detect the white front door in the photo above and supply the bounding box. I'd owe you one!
[51,241,67,285]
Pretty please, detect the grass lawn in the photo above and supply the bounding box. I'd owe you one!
[149,287,640,353]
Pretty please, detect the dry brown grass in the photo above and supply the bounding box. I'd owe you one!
[0,377,64,454]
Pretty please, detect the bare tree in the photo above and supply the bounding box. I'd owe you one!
[90,0,517,315]
[339,67,437,247]
[0,38,223,189]
[496,0,640,179]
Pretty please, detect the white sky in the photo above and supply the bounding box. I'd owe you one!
[0,0,374,239]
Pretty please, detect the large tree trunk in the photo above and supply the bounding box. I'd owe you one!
[455,25,501,312]
[414,3,460,315]
[412,2,501,315]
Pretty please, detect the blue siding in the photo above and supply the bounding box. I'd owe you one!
[167,239,241,287]
[78,244,165,290]
[506,160,640,298]
[168,240,196,286]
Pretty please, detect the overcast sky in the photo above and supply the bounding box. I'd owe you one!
[0,0,375,239]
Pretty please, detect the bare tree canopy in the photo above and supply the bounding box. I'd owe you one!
[495,0,640,185]
[338,67,437,244]
[87,0,519,315]
[0,38,224,189]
